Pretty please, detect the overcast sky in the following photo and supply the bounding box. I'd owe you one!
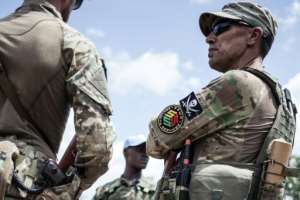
[2,0,300,199]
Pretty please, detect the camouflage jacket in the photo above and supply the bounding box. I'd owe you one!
[147,61,278,199]
[93,176,156,200]
[0,0,115,192]
[147,62,277,163]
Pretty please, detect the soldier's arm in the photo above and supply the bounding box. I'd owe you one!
[63,24,115,189]
[71,90,114,189]
[147,70,261,158]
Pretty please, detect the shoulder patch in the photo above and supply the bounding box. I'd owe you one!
[157,105,185,134]
[180,92,202,120]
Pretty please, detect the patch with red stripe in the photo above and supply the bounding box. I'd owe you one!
[157,105,185,134]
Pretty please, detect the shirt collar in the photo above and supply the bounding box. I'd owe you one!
[120,175,140,186]
[19,0,63,20]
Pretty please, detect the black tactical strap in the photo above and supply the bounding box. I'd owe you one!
[0,62,51,147]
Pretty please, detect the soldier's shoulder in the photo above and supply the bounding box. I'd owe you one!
[95,178,122,198]
[138,176,156,192]
[207,69,263,89]
[61,22,96,51]
[225,69,265,84]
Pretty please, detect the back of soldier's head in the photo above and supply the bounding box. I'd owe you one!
[23,0,84,22]
[24,0,84,10]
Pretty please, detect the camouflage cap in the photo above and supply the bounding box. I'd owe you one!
[199,1,278,39]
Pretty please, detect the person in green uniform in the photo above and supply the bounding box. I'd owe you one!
[93,135,155,200]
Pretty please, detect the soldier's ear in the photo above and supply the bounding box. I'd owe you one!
[247,27,263,46]
[123,149,128,159]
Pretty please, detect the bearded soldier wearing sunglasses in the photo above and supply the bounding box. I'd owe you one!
[0,0,115,199]
[147,1,297,200]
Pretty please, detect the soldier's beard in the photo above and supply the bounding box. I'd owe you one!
[61,6,73,22]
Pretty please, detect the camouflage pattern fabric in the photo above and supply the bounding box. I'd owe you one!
[62,21,115,190]
[72,90,115,190]
[1,137,81,200]
[61,17,115,189]
[190,163,253,200]
[93,176,155,200]
[23,0,115,191]
[34,175,81,200]
[0,0,115,198]
[147,62,278,199]
[0,141,19,199]
[147,62,277,161]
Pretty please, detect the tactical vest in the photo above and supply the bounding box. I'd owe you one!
[244,68,297,200]
[155,68,297,200]
[0,5,70,159]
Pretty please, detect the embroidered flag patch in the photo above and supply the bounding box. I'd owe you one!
[157,105,185,134]
[180,92,202,120]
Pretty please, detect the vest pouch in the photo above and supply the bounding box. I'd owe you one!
[258,139,292,200]
[154,176,177,200]
[0,141,20,199]
[190,164,253,200]
[35,174,81,200]
[5,142,49,199]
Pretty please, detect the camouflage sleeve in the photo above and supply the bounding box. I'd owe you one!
[93,178,121,200]
[93,185,108,200]
[62,23,115,189]
[147,70,259,158]
[72,90,115,189]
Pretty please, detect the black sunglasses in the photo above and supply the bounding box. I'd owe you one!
[73,0,83,10]
[211,20,251,36]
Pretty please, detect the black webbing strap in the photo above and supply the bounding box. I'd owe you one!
[0,62,51,147]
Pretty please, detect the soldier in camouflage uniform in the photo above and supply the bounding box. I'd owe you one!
[93,136,155,200]
[0,0,115,199]
[147,1,293,200]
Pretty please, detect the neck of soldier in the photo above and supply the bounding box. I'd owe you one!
[230,55,263,71]
[47,0,62,10]
[122,165,142,181]
[226,42,264,72]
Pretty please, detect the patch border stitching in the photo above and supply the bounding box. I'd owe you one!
[157,105,185,134]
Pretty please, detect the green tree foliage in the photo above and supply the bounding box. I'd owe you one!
[285,155,300,199]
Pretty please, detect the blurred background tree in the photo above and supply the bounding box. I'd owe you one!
[285,155,300,199]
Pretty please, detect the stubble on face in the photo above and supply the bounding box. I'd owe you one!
[126,147,149,170]
[207,26,250,73]
[61,0,75,22]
